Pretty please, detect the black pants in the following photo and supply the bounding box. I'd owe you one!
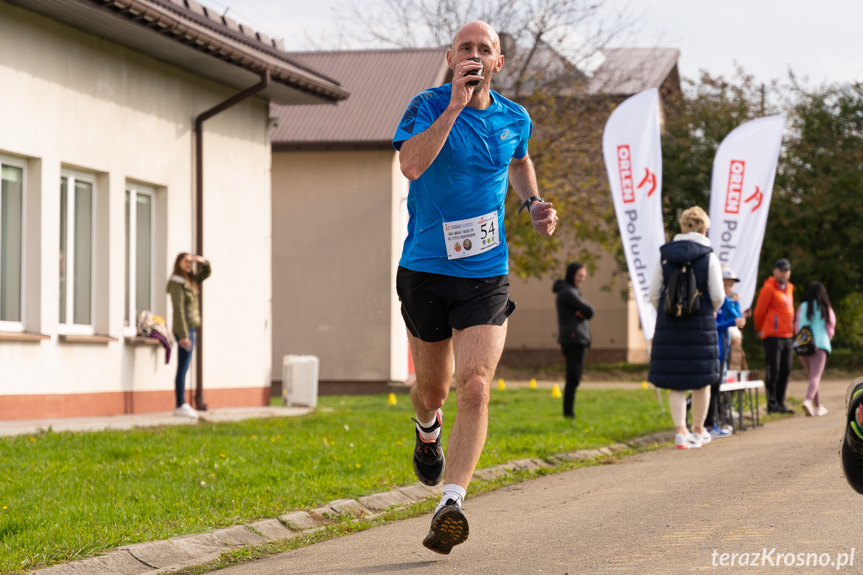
[763,336,793,408]
[561,344,587,417]
[703,377,722,428]
[705,349,729,428]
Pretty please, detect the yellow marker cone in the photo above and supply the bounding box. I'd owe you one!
[641,381,648,390]
[497,378,506,391]
[529,378,537,389]
[387,393,397,406]
[551,384,562,398]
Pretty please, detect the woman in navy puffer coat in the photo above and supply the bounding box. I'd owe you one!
[648,207,724,450]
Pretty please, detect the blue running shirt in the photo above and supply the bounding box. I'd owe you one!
[393,84,533,278]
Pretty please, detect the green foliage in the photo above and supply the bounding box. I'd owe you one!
[834,292,863,350]
[0,389,668,573]
[662,72,863,319]
[767,82,863,304]
[506,89,619,278]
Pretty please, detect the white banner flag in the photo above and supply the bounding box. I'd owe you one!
[603,88,664,341]
[708,115,785,311]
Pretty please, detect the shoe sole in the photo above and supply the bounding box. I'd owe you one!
[422,506,469,554]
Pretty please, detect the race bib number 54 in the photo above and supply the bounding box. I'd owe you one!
[442,210,499,260]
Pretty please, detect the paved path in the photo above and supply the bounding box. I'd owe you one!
[217,378,860,574]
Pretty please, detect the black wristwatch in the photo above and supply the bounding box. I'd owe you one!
[518,196,544,215]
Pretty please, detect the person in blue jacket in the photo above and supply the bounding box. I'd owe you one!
[704,266,747,437]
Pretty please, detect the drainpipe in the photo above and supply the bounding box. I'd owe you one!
[192,71,271,411]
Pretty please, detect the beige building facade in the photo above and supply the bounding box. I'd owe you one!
[272,149,410,391]
[270,49,449,393]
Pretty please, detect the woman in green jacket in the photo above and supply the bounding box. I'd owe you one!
[167,253,211,418]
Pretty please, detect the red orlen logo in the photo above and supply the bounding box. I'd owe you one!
[617,145,634,203]
[725,160,745,214]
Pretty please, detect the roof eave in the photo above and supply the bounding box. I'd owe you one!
[7,0,349,105]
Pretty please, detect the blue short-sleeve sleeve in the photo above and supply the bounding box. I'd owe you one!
[513,116,533,160]
[393,87,446,150]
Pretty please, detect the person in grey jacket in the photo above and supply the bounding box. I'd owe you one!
[553,262,595,418]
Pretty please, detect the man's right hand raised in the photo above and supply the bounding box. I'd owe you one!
[449,58,483,109]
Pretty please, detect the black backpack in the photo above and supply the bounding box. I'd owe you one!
[663,258,704,318]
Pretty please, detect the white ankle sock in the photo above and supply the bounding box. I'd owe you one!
[416,410,441,442]
[437,484,466,511]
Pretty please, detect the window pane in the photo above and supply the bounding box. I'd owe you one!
[73,180,92,325]
[59,177,67,324]
[1,165,23,322]
[135,194,152,317]
[125,191,131,326]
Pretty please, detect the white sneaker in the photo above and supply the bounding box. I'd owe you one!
[173,403,199,419]
[802,399,815,416]
[675,432,702,449]
[698,428,712,445]
[815,405,828,416]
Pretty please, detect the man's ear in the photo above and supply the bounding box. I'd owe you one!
[446,49,454,70]
[493,54,504,73]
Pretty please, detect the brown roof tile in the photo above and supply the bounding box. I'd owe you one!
[271,48,450,148]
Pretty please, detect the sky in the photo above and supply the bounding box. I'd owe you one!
[205,0,863,87]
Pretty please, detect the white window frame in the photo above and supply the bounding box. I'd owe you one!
[0,156,26,333]
[58,170,96,336]
[124,183,155,337]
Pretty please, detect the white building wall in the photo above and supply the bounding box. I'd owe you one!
[0,3,272,415]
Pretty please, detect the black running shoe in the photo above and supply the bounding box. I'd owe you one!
[422,499,469,554]
[412,411,445,486]
[841,378,863,494]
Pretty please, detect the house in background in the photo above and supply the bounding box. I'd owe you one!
[270,48,449,394]
[269,46,680,391]
[0,0,346,420]
[505,48,682,368]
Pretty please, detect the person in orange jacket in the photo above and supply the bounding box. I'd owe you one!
[753,258,795,413]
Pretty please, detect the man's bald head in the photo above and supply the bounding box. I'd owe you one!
[452,20,501,55]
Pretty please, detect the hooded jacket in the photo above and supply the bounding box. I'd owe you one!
[753,276,794,339]
[553,279,594,346]
[166,261,211,340]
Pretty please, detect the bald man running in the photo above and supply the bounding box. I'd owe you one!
[392,20,558,554]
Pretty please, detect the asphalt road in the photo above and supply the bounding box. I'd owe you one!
[218,378,860,574]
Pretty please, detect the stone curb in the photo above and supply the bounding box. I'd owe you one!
[29,431,675,575]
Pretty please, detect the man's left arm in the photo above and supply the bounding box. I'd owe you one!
[509,153,557,237]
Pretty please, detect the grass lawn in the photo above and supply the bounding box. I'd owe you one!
[0,387,672,574]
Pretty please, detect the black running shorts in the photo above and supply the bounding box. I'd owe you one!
[396,266,516,342]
